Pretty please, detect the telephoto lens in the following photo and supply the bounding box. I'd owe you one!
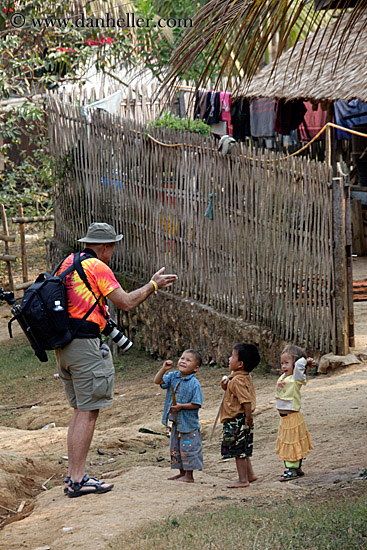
[103,319,133,352]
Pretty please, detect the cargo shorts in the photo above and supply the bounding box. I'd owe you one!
[55,338,114,411]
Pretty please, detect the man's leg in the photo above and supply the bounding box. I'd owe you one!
[68,409,99,483]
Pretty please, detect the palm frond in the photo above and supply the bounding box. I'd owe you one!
[163,0,367,93]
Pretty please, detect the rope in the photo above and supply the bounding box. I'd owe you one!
[146,123,367,162]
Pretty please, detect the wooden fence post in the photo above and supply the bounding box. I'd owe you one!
[332,177,350,354]
[345,183,355,348]
[18,204,28,283]
[0,203,15,291]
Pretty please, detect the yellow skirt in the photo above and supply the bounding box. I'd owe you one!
[275,411,313,462]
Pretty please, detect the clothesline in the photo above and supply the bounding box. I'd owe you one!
[146,123,367,162]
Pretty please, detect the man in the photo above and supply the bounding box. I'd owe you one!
[54,222,177,498]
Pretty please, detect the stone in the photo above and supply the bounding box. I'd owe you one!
[318,353,361,374]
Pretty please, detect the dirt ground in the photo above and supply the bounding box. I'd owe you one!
[0,325,366,549]
[0,232,366,549]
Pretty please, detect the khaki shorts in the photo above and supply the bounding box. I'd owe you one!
[55,338,114,411]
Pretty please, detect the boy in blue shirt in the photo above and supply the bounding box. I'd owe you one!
[154,349,203,483]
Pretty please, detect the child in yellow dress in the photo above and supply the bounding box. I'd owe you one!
[275,344,314,481]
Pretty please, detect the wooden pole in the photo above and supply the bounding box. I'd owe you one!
[344,183,355,348]
[332,177,349,355]
[11,215,54,223]
[0,203,14,291]
[18,204,28,283]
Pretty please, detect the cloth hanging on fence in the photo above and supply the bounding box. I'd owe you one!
[231,98,251,141]
[250,98,276,138]
[81,90,122,121]
[204,193,214,220]
[298,102,328,142]
[274,99,307,136]
[334,99,367,139]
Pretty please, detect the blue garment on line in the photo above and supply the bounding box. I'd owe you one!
[334,99,367,140]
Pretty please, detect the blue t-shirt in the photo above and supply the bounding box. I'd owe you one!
[160,371,203,433]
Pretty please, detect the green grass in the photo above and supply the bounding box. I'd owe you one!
[109,484,367,550]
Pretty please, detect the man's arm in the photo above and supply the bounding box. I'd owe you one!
[107,267,177,311]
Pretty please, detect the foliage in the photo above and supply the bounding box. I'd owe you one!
[109,484,367,549]
[163,0,355,91]
[149,110,212,135]
[0,0,210,215]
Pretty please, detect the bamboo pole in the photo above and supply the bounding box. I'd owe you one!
[0,204,14,291]
[18,204,28,283]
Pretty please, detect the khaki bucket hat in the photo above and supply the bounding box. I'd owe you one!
[78,222,123,244]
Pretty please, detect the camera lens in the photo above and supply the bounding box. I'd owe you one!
[109,327,133,351]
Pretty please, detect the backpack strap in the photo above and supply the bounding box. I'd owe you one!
[52,251,108,339]
[73,252,109,321]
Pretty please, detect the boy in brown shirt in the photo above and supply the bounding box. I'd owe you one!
[220,343,260,488]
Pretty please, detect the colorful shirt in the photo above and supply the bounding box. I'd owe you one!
[57,252,121,331]
[160,371,203,433]
[275,358,307,411]
[220,371,256,423]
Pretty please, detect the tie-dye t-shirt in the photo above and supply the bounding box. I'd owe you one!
[57,253,121,331]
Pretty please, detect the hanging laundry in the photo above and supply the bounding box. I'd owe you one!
[334,99,367,139]
[278,130,298,148]
[207,92,221,125]
[231,98,251,141]
[220,92,232,123]
[298,102,328,142]
[194,90,214,122]
[250,98,276,138]
[274,99,307,135]
[210,120,227,136]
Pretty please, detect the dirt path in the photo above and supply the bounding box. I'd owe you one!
[0,353,366,549]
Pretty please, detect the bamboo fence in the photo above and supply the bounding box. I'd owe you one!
[48,97,339,353]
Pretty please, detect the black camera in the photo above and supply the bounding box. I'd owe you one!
[102,319,132,352]
[0,288,16,306]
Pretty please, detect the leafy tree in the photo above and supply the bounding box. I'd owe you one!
[0,0,207,215]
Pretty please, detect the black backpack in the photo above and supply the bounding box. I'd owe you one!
[8,251,102,362]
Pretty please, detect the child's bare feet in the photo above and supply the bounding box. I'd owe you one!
[167,473,185,480]
[177,472,195,483]
[227,480,250,488]
[178,476,194,483]
[249,475,258,483]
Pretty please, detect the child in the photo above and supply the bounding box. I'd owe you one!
[220,343,260,488]
[154,349,203,483]
[275,344,314,481]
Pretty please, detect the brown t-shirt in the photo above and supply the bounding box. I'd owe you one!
[220,371,256,423]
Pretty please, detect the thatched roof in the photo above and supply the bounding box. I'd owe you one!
[239,13,367,102]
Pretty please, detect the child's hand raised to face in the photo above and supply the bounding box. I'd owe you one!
[306,357,316,370]
[163,360,173,372]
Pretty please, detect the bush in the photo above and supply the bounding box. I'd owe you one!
[149,110,212,136]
